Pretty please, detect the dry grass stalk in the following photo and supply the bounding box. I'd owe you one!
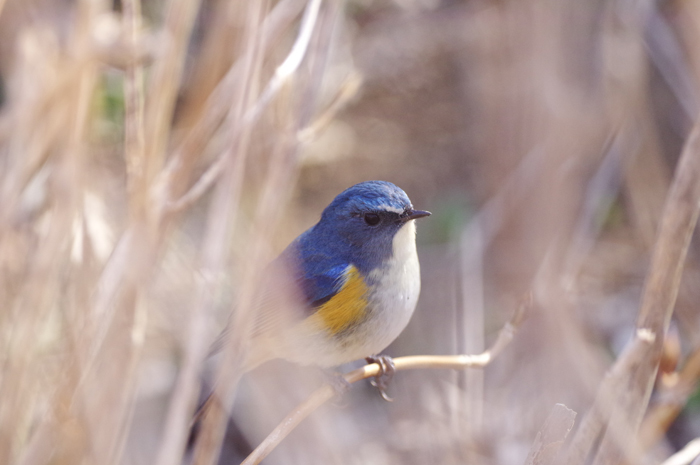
[0,0,328,463]
[2,0,700,464]
[660,438,700,465]
[598,118,700,464]
[190,2,343,463]
[563,111,700,465]
[154,0,275,463]
[153,0,309,215]
[524,403,577,465]
[639,346,700,448]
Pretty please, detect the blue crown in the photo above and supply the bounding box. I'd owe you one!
[322,181,412,220]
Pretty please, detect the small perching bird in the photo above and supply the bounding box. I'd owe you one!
[209,180,430,397]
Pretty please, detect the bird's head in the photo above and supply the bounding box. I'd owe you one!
[316,181,430,264]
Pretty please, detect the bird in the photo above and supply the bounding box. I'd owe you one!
[208,180,431,398]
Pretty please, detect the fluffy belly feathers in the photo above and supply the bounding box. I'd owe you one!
[277,221,421,367]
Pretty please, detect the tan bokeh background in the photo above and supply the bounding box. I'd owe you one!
[1,0,700,464]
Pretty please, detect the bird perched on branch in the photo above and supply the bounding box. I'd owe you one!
[210,180,431,398]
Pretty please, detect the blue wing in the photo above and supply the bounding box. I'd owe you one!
[280,230,350,313]
[209,227,351,355]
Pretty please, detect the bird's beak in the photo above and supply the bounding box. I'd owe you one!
[400,209,431,223]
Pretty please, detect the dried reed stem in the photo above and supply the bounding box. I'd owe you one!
[594,116,700,465]
[639,346,700,447]
[154,0,269,463]
[123,0,146,216]
[143,0,202,226]
[165,0,323,213]
[192,1,337,463]
[565,115,700,464]
[660,438,700,465]
[524,404,577,465]
[152,0,308,216]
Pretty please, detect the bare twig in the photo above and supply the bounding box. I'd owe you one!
[524,404,577,465]
[562,331,656,465]
[123,0,147,217]
[143,0,203,225]
[151,0,309,216]
[297,71,363,143]
[96,1,150,463]
[645,5,699,121]
[154,1,270,464]
[191,2,340,463]
[239,298,529,465]
[594,115,700,465]
[564,114,700,464]
[639,346,700,447]
[661,438,700,465]
[164,0,323,213]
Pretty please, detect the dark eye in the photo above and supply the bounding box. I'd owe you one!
[364,213,381,226]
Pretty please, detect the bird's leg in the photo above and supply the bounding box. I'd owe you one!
[365,355,395,402]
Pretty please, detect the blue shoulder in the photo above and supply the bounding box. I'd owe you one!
[279,228,350,309]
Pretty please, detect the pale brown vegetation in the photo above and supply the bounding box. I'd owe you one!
[2,1,700,465]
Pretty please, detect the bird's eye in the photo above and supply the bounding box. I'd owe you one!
[364,213,381,226]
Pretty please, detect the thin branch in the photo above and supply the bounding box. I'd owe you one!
[564,113,700,465]
[123,0,147,217]
[143,0,203,224]
[594,114,700,465]
[638,345,700,447]
[524,404,577,465]
[154,0,271,463]
[661,438,700,465]
[151,0,308,217]
[89,2,150,463]
[164,0,323,213]
[562,331,656,465]
[192,2,340,462]
[297,71,363,144]
[645,5,699,121]
[240,297,530,465]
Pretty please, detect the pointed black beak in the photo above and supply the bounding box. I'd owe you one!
[400,208,431,223]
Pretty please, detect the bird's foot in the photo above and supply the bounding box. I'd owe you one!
[365,355,395,402]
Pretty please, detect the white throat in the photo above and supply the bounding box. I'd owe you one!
[361,220,421,354]
[392,220,418,263]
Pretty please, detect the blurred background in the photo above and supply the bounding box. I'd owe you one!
[1,0,700,464]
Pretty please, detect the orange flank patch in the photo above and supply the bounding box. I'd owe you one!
[314,265,369,335]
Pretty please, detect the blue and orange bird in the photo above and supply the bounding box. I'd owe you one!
[212,181,430,396]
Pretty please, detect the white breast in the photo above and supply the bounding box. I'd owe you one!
[363,220,421,354]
